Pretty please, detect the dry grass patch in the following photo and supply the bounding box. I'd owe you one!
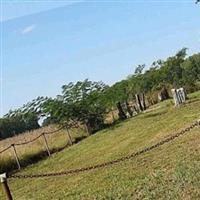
[0,125,87,173]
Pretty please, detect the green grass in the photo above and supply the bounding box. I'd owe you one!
[1,91,200,200]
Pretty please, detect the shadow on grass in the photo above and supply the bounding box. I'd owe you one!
[186,98,200,104]
[99,119,130,134]
[141,110,168,119]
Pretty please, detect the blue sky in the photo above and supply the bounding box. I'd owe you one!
[1,0,200,116]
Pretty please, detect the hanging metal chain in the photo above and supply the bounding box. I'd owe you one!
[8,120,200,179]
[0,125,67,153]
[0,145,12,154]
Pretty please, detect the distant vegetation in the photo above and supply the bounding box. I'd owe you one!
[0,48,200,139]
[0,112,40,139]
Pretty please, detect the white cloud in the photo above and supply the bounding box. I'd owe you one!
[21,24,36,34]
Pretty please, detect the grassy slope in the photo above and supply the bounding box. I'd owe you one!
[0,125,87,174]
[1,91,200,200]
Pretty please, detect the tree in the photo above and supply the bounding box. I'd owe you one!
[61,79,108,134]
[0,111,40,139]
[181,53,200,91]
[134,64,145,75]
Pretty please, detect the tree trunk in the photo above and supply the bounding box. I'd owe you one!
[135,94,143,112]
[85,121,92,136]
[132,105,138,114]
[141,93,146,110]
[116,102,127,120]
[111,110,116,122]
[125,100,133,117]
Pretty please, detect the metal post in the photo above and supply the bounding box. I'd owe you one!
[11,144,21,170]
[0,173,13,200]
[42,133,51,156]
[66,128,72,145]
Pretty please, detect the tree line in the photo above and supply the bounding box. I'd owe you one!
[0,48,200,139]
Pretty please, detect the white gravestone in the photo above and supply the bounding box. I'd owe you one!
[171,88,187,106]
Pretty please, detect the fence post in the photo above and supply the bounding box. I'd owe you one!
[11,144,21,170]
[66,128,73,145]
[0,173,13,200]
[42,133,51,156]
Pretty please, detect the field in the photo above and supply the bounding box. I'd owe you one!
[0,91,200,200]
[0,125,87,173]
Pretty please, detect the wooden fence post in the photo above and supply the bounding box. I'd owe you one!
[11,144,21,170]
[66,128,73,145]
[42,133,51,156]
[0,173,13,200]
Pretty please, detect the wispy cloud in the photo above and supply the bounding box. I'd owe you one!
[2,1,83,22]
[21,24,36,34]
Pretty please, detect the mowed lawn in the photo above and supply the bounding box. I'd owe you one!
[1,91,200,200]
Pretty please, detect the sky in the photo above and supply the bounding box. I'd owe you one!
[1,0,200,116]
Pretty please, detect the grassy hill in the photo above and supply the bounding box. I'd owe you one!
[1,91,200,200]
[0,125,87,174]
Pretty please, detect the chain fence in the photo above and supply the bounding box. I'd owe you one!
[0,146,12,154]
[8,119,200,179]
[0,109,116,154]
[0,124,77,154]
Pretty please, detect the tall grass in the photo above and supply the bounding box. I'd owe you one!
[0,125,87,173]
